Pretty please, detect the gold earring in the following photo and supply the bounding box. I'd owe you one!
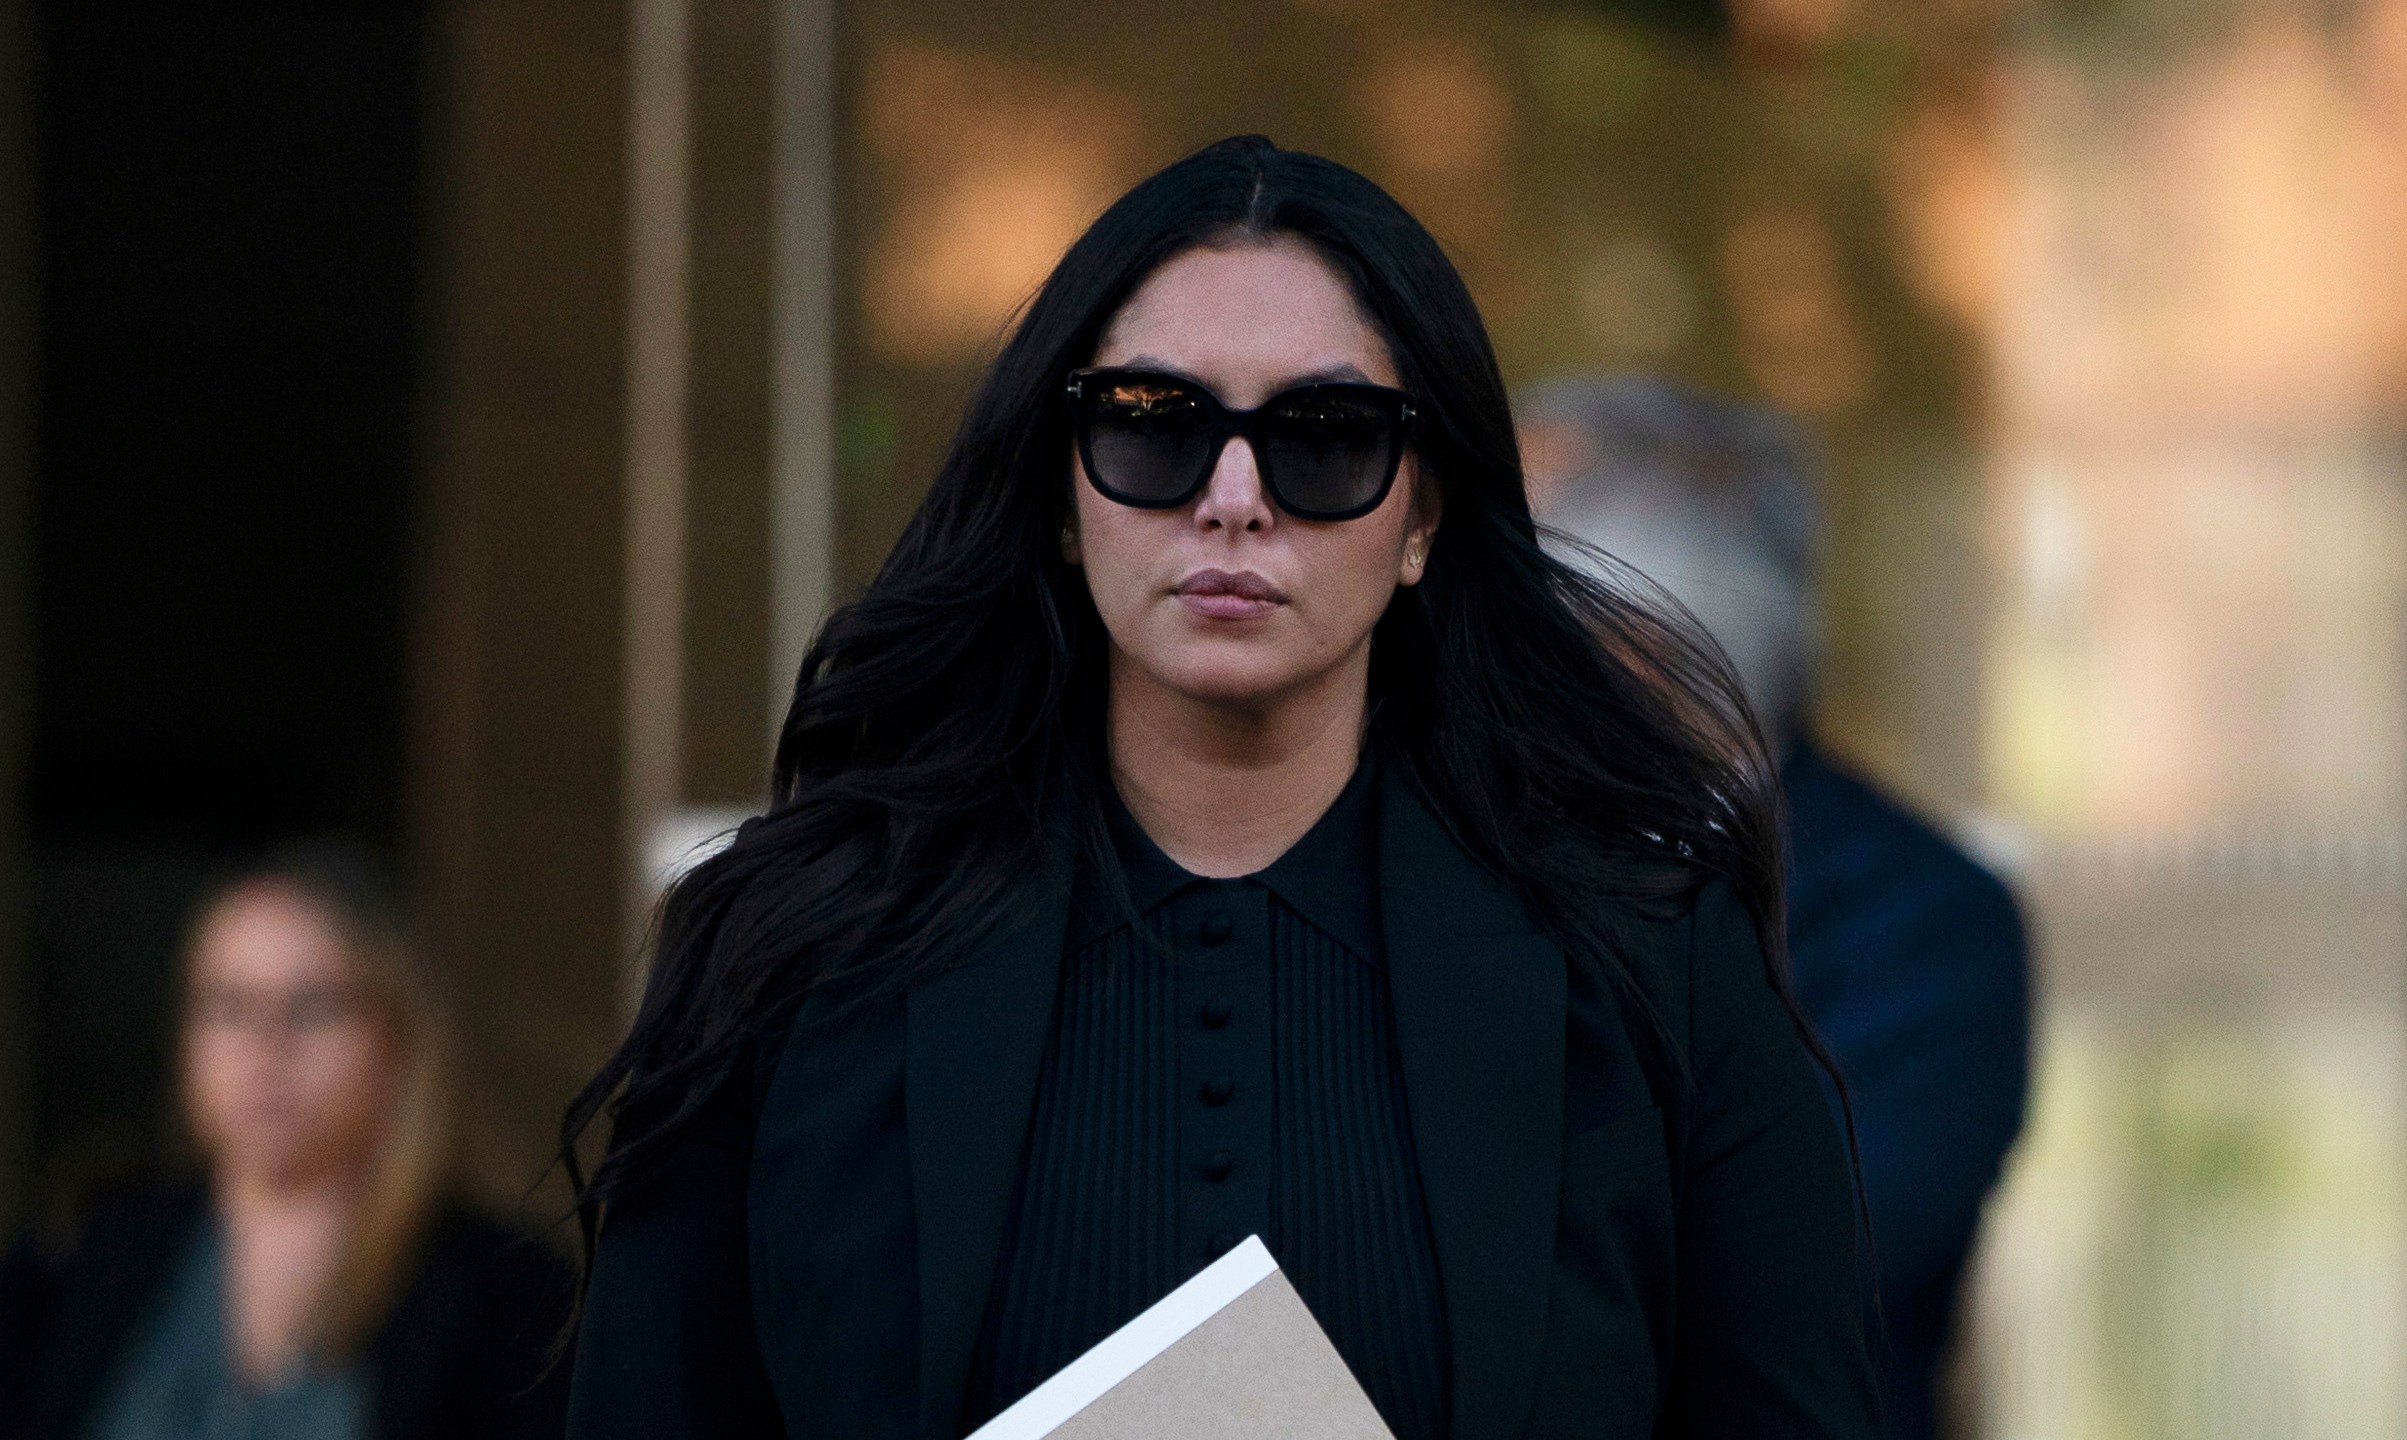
[1406,542,1425,568]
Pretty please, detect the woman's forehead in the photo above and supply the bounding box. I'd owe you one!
[192,884,354,985]
[1095,238,1398,390]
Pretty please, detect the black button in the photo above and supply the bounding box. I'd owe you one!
[1202,1150,1234,1182]
[1200,1075,1236,1106]
[1206,1229,1240,1258]
[1199,996,1234,1029]
[1199,913,1233,946]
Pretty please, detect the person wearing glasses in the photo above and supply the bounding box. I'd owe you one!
[5,844,571,1440]
[564,137,1878,1439]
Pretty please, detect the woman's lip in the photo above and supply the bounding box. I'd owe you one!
[1178,591,1280,619]
[1173,569,1287,620]
[1175,568,1286,600]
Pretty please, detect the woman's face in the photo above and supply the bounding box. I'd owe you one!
[184,884,394,1191]
[1067,237,1438,711]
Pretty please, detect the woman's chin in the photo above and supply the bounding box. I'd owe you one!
[1108,617,1368,714]
[220,1135,357,1193]
[1144,652,1325,711]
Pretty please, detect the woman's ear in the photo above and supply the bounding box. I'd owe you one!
[1398,470,1441,586]
[1059,515,1083,566]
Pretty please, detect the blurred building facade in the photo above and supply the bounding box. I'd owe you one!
[0,0,834,1225]
[1,1,2401,1436]
[9,2,433,1219]
[1962,6,2407,1434]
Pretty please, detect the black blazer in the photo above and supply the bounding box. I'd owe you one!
[571,766,1878,1439]
[6,1186,572,1440]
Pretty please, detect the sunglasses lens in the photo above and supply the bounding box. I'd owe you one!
[1081,376,1216,506]
[1260,388,1405,518]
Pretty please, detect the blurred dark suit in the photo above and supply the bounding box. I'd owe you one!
[1784,740,2031,1439]
[1518,374,2033,1440]
[0,1185,573,1440]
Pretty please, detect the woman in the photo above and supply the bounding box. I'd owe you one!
[567,137,1877,1439]
[16,844,571,1439]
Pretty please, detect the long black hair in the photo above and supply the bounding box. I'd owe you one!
[563,135,1849,1275]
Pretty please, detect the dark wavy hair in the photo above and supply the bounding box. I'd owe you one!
[562,135,1850,1278]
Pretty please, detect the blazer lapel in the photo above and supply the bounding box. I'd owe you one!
[1380,766,1566,1440]
[906,863,1072,1439]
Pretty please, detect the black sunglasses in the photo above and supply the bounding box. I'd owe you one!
[1065,367,1417,522]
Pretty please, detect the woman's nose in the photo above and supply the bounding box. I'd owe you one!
[1192,437,1274,533]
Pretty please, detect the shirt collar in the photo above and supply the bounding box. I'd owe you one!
[1253,747,1382,962]
[1104,790,1196,920]
[1074,748,1384,962]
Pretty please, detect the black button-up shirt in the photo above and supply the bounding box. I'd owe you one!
[966,753,1449,1438]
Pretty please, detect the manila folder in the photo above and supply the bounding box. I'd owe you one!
[963,1235,1395,1440]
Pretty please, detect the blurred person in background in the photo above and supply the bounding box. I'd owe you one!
[1,843,571,1440]
[1518,376,2032,1440]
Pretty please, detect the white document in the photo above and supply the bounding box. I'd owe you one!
[964,1235,1395,1440]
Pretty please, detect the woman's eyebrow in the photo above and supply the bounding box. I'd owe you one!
[1283,362,1375,385]
[1114,355,1201,385]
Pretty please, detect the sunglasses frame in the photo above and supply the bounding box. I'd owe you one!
[1064,366,1418,522]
